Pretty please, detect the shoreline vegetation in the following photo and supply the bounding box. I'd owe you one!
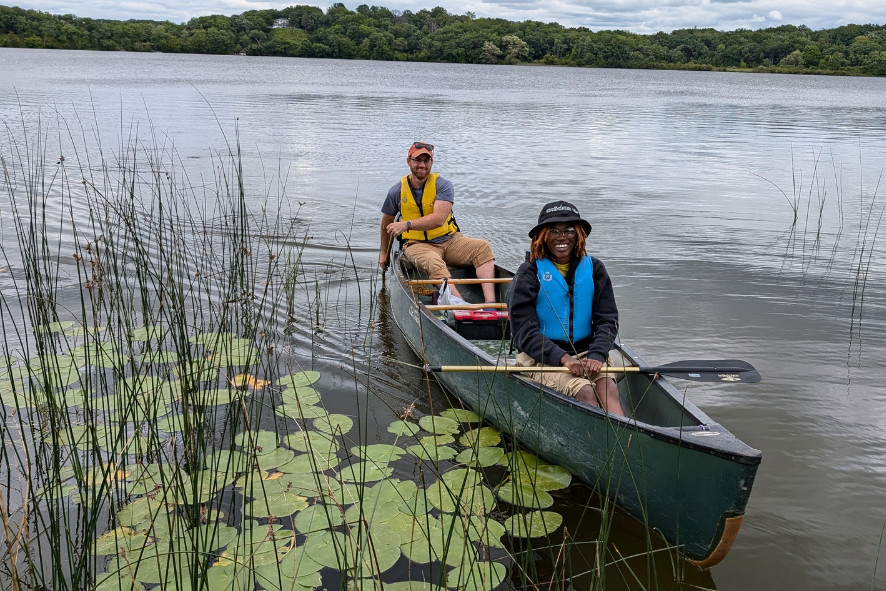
[1,3,886,76]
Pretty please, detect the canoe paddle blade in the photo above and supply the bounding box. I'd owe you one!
[642,360,761,383]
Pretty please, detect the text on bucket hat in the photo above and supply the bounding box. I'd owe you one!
[529,200,592,237]
[408,142,434,159]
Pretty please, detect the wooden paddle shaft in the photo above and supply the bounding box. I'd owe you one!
[408,278,512,285]
[428,365,643,373]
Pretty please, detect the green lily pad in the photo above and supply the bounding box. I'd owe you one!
[350,443,406,463]
[93,571,146,591]
[93,527,150,555]
[458,426,501,448]
[495,482,554,509]
[439,513,506,548]
[245,490,309,520]
[234,429,280,454]
[405,443,457,462]
[280,386,322,406]
[275,402,327,420]
[294,503,344,534]
[440,408,482,424]
[277,371,321,388]
[338,461,393,483]
[174,359,219,382]
[128,324,164,341]
[503,510,563,538]
[313,413,353,435]
[387,419,420,437]
[253,544,324,584]
[447,560,507,591]
[344,499,402,525]
[283,429,339,454]
[34,320,76,333]
[455,446,505,468]
[139,350,180,364]
[418,415,460,435]
[277,450,341,475]
[514,462,572,492]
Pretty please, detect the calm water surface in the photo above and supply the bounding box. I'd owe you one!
[3,48,886,590]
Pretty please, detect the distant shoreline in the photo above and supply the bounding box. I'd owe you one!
[2,4,884,77]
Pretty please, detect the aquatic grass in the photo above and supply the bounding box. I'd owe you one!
[0,106,716,591]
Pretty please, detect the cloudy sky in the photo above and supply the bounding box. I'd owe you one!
[9,0,886,34]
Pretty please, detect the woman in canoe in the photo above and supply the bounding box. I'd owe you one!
[508,200,625,416]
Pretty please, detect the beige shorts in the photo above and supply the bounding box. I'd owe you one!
[402,233,494,280]
[515,349,627,399]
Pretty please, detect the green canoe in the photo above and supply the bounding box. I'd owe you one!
[389,253,761,567]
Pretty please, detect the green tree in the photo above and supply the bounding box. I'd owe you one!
[480,40,501,63]
[500,34,529,62]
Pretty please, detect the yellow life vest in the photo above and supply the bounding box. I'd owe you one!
[399,173,458,241]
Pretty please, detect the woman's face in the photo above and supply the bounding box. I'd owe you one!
[544,223,576,264]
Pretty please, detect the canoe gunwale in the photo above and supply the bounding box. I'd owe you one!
[392,254,761,466]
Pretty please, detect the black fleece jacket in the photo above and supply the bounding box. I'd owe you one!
[508,255,619,366]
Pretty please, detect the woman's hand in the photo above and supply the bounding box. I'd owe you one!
[560,354,585,376]
[560,354,604,377]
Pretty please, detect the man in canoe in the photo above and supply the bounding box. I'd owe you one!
[508,200,625,416]
[378,142,497,306]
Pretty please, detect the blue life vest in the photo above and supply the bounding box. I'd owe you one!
[535,257,594,344]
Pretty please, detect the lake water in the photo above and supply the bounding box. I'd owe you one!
[3,48,886,590]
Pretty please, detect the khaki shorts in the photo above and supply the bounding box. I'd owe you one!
[402,233,494,280]
[515,349,627,399]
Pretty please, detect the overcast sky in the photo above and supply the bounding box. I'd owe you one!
[8,0,886,34]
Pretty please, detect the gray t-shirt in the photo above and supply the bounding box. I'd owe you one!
[381,176,456,244]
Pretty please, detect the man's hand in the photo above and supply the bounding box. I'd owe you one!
[386,220,409,236]
[378,253,389,272]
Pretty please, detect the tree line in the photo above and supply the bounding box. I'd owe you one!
[2,3,886,75]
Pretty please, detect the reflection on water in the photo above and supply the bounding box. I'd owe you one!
[2,48,886,590]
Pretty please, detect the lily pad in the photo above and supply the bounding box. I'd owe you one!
[514,462,572,492]
[128,324,164,341]
[294,503,344,534]
[34,320,76,333]
[277,371,321,388]
[405,443,457,462]
[275,402,327,420]
[387,419,420,437]
[93,527,150,555]
[338,461,394,483]
[350,443,406,463]
[503,510,563,538]
[418,415,460,435]
[455,446,505,468]
[280,386,322,406]
[234,429,280,454]
[495,482,554,509]
[447,560,507,591]
[313,413,353,435]
[458,426,501,448]
[440,408,482,424]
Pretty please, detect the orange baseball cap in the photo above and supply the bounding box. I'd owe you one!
[408,142,434,158]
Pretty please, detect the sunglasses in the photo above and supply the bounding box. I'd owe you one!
[548,227,577,237]
[412,142,434,151]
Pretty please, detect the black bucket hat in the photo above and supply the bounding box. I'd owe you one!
[529,200,592,237]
